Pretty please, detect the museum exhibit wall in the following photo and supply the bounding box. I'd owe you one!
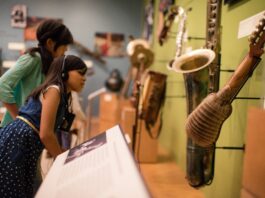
[148,0,265,198]
[0,0,144,115]
[1,0,265,197]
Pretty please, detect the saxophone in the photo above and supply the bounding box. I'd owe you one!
[171,0,222,187]
[158,5,180,46]
[126,39,154,107]
[159,5,191,68]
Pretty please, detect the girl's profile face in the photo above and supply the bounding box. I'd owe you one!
[52,45,68,58]
[66,69,86,92]
[46,39,68,58]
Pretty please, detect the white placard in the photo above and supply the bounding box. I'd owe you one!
[36,125,151,198]
[84,60,93,68]
[238,11,265,39]
[8,42,25,51]
[3,60,16,68]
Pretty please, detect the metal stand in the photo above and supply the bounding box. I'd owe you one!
[215,145,245,151]
[132,81,141,154]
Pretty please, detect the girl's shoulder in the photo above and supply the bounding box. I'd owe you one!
[42,85,61,94]
[20,52,41,61]
[40,85,61,101]
[16,52,42,71]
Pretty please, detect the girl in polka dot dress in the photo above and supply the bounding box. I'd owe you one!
[0,55,87,198]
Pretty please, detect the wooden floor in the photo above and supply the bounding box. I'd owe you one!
[138,147,205,198]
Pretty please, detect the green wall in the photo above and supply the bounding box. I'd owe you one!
[149,0,265,197]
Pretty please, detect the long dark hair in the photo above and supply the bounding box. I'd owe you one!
[26,19,74,75]
[28,55,87,100]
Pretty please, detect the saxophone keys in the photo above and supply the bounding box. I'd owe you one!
[210,11,217,18]
[208,87,214,93]
[210,5,217,11]
[209,19,216,28]
[208,28,215,36]
[207,43,214,50]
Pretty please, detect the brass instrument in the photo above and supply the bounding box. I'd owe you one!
[174,6,190,58]
[159,5,191,71]
[126,39,155,152]
[127,39,150,57]
[127,39,167,137]
[139,70,167,133]
[126,39,154,106]
[172,48,216,188]
[158,5,180,46]
[172,49,215,112]
[171,0,222,187]
[186,14,265,147]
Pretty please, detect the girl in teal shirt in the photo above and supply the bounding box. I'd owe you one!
[0,19,74,127]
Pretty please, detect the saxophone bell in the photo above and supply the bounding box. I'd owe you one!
[171,49,215,114]
[171,49,215,74]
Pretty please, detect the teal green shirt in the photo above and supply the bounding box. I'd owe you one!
[0,52,45,127]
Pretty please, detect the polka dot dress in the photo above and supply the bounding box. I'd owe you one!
[0,119,44,198]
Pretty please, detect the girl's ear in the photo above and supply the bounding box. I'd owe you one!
[46,38,55,53]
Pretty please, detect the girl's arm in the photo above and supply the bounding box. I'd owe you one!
[0,54,40,118]
[39,87,63,158]
[2,103,18,119]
